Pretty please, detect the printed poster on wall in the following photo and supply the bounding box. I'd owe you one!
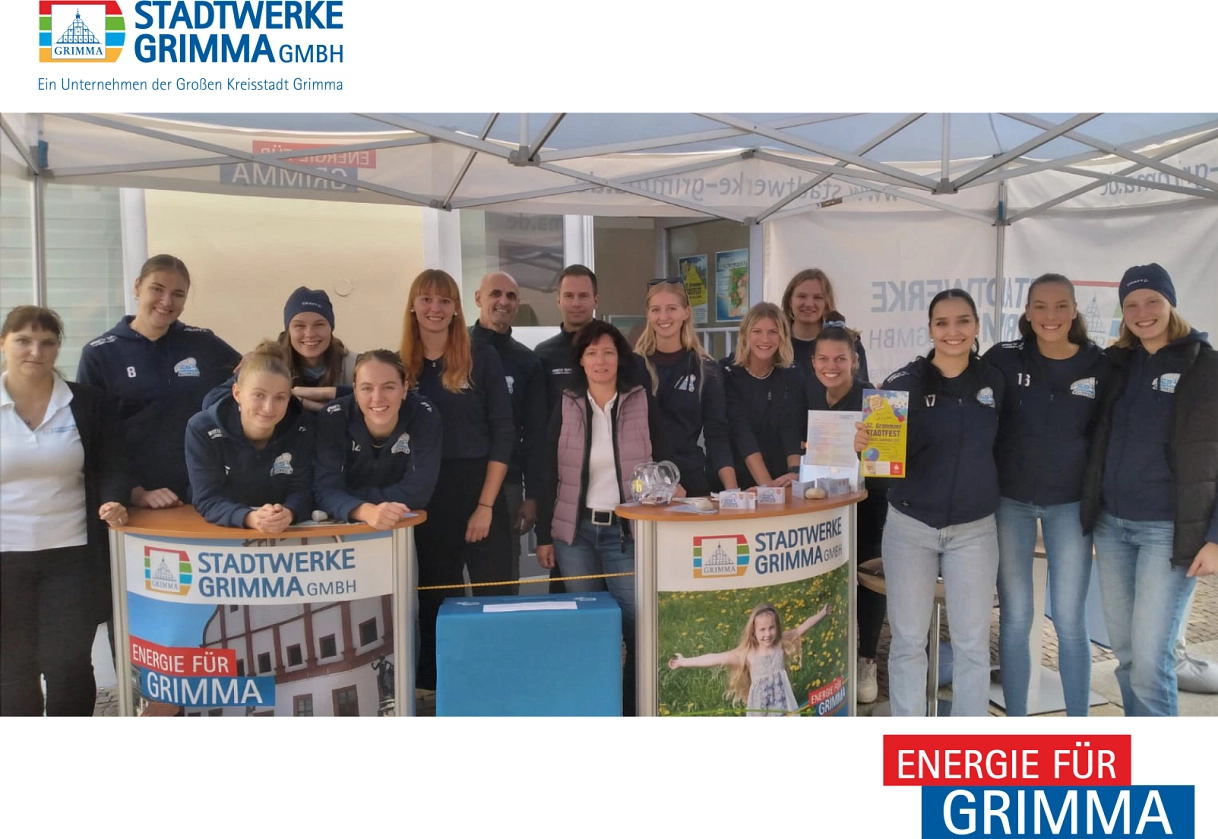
[124,532,398,717]
[714,248,749,322]
[656,509,853,716]
[677,254,709,325]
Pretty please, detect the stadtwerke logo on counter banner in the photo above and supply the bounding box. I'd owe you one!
[40,2,125,62]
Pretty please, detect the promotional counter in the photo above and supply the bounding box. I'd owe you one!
[108,506,425,717]
[619,491,865,717]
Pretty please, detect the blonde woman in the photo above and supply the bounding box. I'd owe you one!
[720,302,803,490]
[400,269,514,691]
[780,268,869,380]
[635,279,736,496]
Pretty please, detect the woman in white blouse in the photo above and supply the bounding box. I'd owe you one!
[1,306,128,716]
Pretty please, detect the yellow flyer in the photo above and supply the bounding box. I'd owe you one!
[861,389,908,478]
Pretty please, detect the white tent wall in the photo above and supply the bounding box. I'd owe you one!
[1003,206,1218,342]
[765,200,1000,385]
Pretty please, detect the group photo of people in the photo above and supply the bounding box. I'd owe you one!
[3,249,1215,718]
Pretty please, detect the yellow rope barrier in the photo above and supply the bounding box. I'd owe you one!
[416,571,634,591]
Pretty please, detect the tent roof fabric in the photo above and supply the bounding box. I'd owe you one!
[5,112,1216,222]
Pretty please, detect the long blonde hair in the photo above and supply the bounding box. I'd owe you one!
[635,281,712,394]
[400,269,473,392]
[733,302,794,368]
[724,603,802,707]
[1114,304,1193,349]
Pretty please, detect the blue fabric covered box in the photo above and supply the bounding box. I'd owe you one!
[436,593,622,716]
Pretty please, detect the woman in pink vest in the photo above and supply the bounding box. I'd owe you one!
[535,320,671,715]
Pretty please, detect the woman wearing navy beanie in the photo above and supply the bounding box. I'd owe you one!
[279,286,356,410]
[1081,263,1218,716]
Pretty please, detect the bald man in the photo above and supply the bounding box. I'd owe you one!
[470,271,547,592]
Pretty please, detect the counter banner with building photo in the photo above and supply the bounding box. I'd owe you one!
[677,254,709,326]
[714,248,749,322]
[123,532,398,717]
[656,509,853,716]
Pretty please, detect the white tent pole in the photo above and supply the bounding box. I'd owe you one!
[753,114,925,222]
[1010,130,1218,223]
[697,113,940,191]
[563,216,594,271]
[359,114,513,160]
[952,113,1101,190]
[993,180,1007,348]
[119,188,146,316]
[0,115,40,174]
[526,114,565,162]
[538,114,861,162]
[422,209,463,287]
[1003,113,1218,192]
[941,114,951,183]
[1054,166,1216,200]
[748,223,764,308]
[443,113,500,209]
[519,114,528,149]
[970,122,1218,187]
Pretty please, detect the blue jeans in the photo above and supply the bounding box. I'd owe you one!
[882,506,999,716]
[1092,513,1196,716]
[996,498,1093,717]
[553,517,636,713]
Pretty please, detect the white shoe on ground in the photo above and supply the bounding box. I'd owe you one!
[857,656,878,704]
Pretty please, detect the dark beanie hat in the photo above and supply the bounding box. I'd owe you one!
[1119,263,1176,308]
[284,287,335,331]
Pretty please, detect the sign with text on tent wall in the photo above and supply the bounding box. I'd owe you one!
[678,254,710,326]
[124,532,396,717]
[655,509,853,717]
[715,248,750,323]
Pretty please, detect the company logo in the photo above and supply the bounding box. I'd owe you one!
[391,433,410,455]
[1070,377,1097,399]
[270,452,293,476]
[505,375,515,395]
[173,356,200,377]
[1152,373,1179,394]
[884,735,1194,838]
[207,427,224,439]
[88,334,116,347]
[693,534,748,578]
[976,386,996,407]
[326,403,342,413]
[145,545,192,596]
[40,2,125,62]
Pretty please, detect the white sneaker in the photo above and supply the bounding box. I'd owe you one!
[857,657,878,704]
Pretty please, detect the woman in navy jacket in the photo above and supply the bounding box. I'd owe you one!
[806,313,889,706]
[983,274,1105,717]
[77,254,240,509]
[720,302,803,490]
[314,350,442,528]
[185,342,314,533]
[400,269,515,691]
[1080,264,1218,716]
[856,289,1005,716]
[635,278,736,497]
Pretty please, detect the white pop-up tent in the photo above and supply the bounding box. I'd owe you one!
[3,111,1216,377]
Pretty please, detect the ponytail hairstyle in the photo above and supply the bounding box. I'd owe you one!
[1018,273,1090,346]
[635,280,712,395]
[353,349,408,387]
[236,339,293,385]
[921,289,985,401]
[400,269,473,393]
[815,310,861,373]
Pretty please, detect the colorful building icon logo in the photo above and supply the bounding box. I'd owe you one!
[145,546,192,596]
[40,2,125,62]
[693,534,749,578]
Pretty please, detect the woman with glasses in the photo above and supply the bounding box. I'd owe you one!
[635,278,736,497]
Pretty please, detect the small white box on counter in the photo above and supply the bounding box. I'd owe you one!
[756,485,786,504]
[717,490,756,510]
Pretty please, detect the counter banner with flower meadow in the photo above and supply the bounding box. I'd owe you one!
[656,508,852,716]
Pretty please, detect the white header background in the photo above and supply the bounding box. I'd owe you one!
[3,2,1216,837]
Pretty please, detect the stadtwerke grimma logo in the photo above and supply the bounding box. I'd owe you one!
[39,2,126,62]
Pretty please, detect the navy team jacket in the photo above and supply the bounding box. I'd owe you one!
[883,356,1006,529]
[313,393,443,522]
[77,316,240,500]
[184,394,314,527]
[982,338,1105,506]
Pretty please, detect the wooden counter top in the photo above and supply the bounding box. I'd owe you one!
[112,505,426,539]
[615,490,867,522]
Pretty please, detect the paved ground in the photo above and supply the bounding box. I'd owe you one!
[93,575,1218,717]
